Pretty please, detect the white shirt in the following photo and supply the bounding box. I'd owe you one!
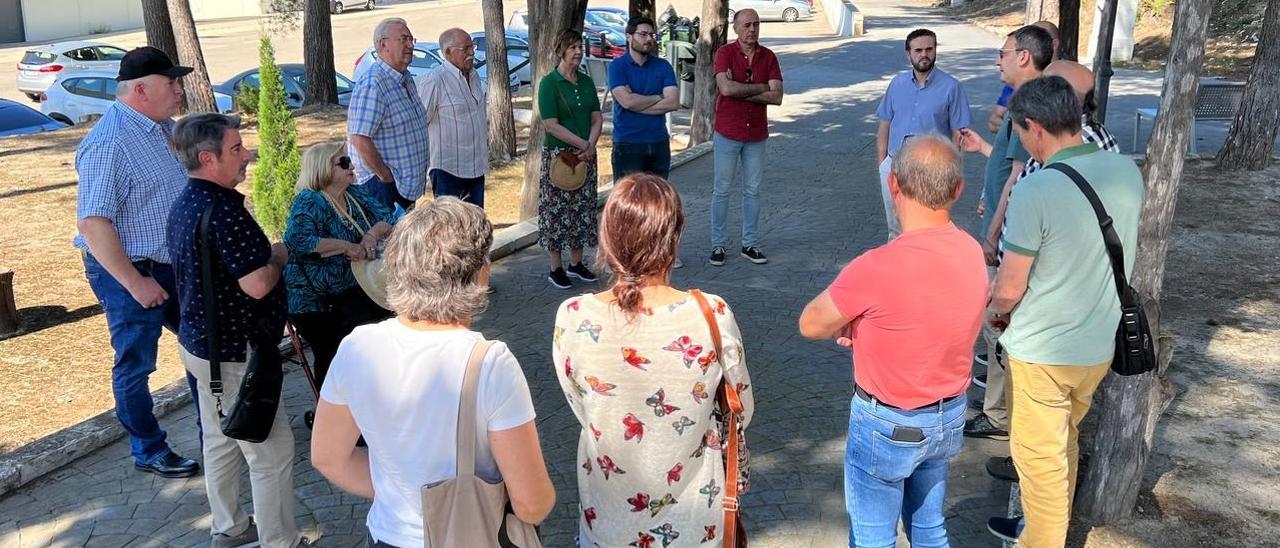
[418,61,489,179]
[321,319,536,548]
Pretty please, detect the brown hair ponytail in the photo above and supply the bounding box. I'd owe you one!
[597,173,684,320]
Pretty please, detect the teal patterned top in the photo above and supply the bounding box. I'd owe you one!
[283,185,392,315]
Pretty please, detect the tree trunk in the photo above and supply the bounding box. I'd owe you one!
[483,0,517,161]
[302,0,339,106]
[630,0,657,20]
[1025,0,1060,24]
[1075,0,1215,523]
[141,0,179,64]
[1217,0,1280,170]
[690,0,728,145]
[1059,0,1080,60]
[0,270,18,337]
[168,0,219,113]
[519,0,589,220]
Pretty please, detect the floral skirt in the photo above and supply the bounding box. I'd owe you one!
[538,147,599,252]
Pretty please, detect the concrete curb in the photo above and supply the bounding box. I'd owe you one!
[0,139,715,500]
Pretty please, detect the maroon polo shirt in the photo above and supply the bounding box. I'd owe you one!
[713,41,783,143]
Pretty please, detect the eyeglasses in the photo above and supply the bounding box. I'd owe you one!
[997,48,1026,59]
[450,44,478,52]
[335,156,352,170]
[744,68,753,82]
[632,31,655,38]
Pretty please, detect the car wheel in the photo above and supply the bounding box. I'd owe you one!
[727,9,736,22]
[332,1,343,14]
[365,0,374,10]
[783,7,799,22]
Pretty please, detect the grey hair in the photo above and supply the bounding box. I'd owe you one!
[1009,76,1081,137]
[439,28,467,50]
[115,79,133,98]
[891,134,963,209]
[383,196,494,324]
[373,17,409,50]
[173,113,241,171]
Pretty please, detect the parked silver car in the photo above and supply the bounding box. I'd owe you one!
[729,0,816,23]
[16,41,129,102]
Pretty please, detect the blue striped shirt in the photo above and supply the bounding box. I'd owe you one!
[73,102,188,264]
[347,61,430,201]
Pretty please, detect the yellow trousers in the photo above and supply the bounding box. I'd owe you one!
[1008,357,1110,548]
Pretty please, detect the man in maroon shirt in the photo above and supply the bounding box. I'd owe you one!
[708,8,784,267]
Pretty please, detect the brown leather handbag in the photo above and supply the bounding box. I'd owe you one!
[691,289,750,547]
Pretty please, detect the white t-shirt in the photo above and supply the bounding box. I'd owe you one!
[320,318,537,548]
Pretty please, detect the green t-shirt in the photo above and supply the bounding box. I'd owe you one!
[981,116,1032,237]
[1000,143,1144,366]
[537,68,601,150]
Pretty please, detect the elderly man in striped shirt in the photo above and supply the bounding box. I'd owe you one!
[418,28,489,208]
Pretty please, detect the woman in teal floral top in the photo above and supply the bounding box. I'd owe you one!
[284,141,393,386]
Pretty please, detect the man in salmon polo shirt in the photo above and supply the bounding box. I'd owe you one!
[798,135,988,547]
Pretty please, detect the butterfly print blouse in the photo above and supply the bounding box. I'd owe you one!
[554,292,754,547]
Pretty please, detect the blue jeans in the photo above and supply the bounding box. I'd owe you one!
[844,391,966,548]
[84,253,201,464]
[430,169,486,208]
[362,175,413,211]
[711,132,765,248]
[611,141,672,181]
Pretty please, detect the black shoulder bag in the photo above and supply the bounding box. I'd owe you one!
[198,204,285,442]
[1045,163,1156,376]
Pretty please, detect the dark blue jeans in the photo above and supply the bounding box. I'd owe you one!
[83,253,201,464]
[431,169,486,208]
[362,175,413,211]
[611,141,672,181]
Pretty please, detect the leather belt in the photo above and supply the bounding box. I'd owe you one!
[855,384,961,411]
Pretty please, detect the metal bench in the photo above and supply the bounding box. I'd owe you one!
[1134,78,1245,153]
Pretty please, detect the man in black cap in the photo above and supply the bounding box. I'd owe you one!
[73,46,201,479]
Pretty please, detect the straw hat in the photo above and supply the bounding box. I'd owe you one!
[350,259,391,311]
[549,153,589,191]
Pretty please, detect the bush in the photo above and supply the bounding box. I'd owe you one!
[235,82,259,115]
[250,36,301,240]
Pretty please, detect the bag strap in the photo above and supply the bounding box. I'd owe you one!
[455,339,495,478]
[690,289,743,547]
[197,203,225,416]
[1044,163,1134,306]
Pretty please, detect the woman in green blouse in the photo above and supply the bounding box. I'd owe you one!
[537,29,604,290]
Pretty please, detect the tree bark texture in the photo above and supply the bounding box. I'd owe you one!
[1075,0,1215,524]
[1217,0,1280,170]
[519,0,589,220]
[1025,0,1060,25]
[690,0,728,145]
[630,0,657,20]
[168,0,219,113]
[483,0,518,161]
[141,0,179,64]
[0,270,18,337]
[1058,0,1080,60]
[303,0,340,106]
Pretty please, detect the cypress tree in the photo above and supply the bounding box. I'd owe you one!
[251,35,301,239]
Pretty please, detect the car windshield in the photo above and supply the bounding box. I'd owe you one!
[97,46,128,61]
[0,105,55,131]
[409,49,442,69]
[291,72,354,95]
[20,51,56,65]
[590,11,626,26]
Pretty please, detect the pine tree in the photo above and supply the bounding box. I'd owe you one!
[251,36,302,239]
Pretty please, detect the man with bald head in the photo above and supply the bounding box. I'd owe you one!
[799,135,988,546]
[418,28,489,207]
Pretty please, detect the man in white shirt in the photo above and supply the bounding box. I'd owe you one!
[419,28,489,207]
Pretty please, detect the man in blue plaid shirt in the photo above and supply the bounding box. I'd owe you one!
[73,47,201,479]
[348,17,430,210]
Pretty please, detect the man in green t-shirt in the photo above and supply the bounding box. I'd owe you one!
[984,76,1144,547]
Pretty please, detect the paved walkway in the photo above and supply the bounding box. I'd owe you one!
[1,1,1162,546]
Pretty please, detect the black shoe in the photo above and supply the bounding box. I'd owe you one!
[986,456,1019,482]
[135,450,200,478]
[548,268,573,289]
[741,246,768,264]
[709,247,726,266]
[975,353,989,366]
[964,413,1009,440]
[486,285,496,294]
[987,516,1024,542]
[973,374,988,388]
[969,397,984,410]
[566,262,598,282]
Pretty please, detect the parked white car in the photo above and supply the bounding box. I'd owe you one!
[16,41,129,102]
[41,70,232,125]
[352,43,521,94]
[729,0,815,22]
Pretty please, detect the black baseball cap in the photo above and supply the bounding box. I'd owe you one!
[116,46,194,81]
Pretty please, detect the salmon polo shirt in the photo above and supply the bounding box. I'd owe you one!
[826,223,989,409]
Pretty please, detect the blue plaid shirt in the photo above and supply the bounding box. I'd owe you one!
[74,102,188,263]
[347,60,430,201]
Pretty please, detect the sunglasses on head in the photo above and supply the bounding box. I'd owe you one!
[335,156,352,170]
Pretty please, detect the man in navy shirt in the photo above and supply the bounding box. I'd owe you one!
[608,16,679,180]
[166,113,304,548]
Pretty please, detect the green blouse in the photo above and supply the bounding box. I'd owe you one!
[537,68,601,150]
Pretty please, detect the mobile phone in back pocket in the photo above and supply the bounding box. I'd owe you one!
[891,426,925,443]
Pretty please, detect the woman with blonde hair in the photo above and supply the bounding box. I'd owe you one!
[312,197,556,547]
[283,141,394,387]
[553,173,754,547]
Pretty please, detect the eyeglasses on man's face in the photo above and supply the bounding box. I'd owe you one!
[631,31,656,39]
[997,47,1026,59]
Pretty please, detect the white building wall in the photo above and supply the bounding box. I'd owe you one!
[18,0,264,43]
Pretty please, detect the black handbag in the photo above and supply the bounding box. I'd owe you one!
[198,204,284,443]
[1045,163,1157,376]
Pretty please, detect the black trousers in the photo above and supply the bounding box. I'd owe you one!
[289,311,354,389]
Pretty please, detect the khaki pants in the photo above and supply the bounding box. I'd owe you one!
[877,156,902,240]
[180,346,301,548]
[982,266,1011,429]
[1009,356,1110,548]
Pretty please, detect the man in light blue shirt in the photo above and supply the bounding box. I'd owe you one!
[874,28,972,240]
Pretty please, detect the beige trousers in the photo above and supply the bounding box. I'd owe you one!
[982,266,1011,429]
[180,346,301,548]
